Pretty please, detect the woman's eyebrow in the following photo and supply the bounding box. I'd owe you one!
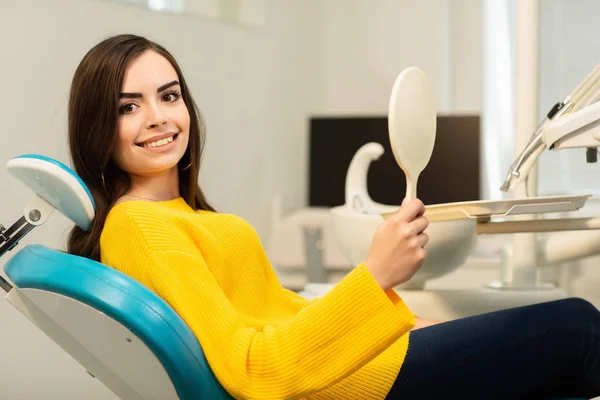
[119,80,180,98]
[157,80,179,92]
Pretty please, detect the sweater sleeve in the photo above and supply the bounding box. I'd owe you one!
[109,210,415,399]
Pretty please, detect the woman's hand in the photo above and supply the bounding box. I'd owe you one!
[411,317,444,330]
[365,198,429,291]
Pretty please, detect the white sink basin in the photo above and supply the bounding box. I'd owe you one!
[331,204,477,289]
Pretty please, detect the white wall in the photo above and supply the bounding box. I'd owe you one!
[449,0,483,114]
[0,0,484,398]
[316,0,482,116]
[318,0,447,115]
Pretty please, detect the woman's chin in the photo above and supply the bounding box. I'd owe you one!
[127,159,181,176]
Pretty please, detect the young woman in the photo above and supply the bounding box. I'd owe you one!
[67,34,599,399]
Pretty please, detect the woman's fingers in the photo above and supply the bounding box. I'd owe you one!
[408,216,429,236]
[414,232,429,248]
[395,199,426,222]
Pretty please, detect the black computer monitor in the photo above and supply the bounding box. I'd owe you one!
[308,115,481,207]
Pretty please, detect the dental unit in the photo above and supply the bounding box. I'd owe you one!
[501,64,600,194]
[487,62,600,292]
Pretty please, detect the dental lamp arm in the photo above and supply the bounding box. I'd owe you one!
[544,99,600,150]
[570,63,600,111]
[501,63,600,193]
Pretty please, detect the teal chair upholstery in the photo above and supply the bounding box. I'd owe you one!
[5,244,233,400]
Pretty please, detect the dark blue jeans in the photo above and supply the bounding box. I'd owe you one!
[387,298,600,399]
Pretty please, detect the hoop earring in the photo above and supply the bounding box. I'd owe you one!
[99,164,107,189]
[180,161,192,171]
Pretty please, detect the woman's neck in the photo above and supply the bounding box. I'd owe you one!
[126,166,180,201]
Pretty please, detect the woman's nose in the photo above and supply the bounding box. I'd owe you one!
[146,106,168,129]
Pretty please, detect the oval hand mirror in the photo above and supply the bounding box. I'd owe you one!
[388,67,437,201]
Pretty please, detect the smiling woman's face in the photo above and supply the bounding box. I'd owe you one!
[111,50,190,176]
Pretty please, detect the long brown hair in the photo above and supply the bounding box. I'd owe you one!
[67,34,214,261]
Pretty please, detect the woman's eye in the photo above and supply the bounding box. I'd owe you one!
[119,103,138,114]
[163,91,181,102]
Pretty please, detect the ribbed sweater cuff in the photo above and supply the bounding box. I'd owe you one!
[325,263,416,334]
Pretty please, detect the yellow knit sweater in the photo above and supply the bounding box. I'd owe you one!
[100,197,415,400]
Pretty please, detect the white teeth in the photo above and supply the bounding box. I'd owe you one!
[143,135,174,148]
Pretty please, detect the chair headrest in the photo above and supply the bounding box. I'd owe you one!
[7,154,95,230]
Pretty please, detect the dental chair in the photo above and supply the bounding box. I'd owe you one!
[0,154,233,400]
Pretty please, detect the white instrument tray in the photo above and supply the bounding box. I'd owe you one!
[382,195,591,222]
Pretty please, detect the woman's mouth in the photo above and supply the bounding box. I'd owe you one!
[136,133,179,150]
